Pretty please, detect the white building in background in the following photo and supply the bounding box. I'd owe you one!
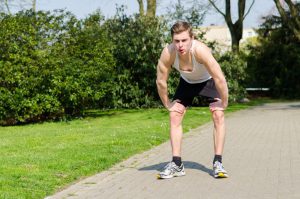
[198,25,258,52]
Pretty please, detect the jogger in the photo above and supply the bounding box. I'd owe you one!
[156,21,229,179]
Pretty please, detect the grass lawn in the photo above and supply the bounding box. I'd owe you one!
[0,100,264,199]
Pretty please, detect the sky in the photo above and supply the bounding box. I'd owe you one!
[33,0,277,28]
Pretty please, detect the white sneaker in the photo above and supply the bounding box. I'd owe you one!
[157,162,185,179]
[213,161,229,178]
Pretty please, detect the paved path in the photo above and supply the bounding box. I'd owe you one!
[48,102,300,199]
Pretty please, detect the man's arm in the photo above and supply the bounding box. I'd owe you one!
[156,46,186,113]
[194,42,229,108]
[156,46,172,108]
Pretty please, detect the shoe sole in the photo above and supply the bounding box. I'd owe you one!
[157,172,186,179]
[214,172,229,178]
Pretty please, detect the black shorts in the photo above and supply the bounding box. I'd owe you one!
[173,77,220,107]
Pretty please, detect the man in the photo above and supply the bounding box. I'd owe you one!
[156,21,229,179]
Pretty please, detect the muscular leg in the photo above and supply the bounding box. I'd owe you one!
[157,109,187,179]
[212,110,225,155]
[169,110,186,157]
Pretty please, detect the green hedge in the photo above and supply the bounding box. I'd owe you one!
[0,10,115,125]
[0,9,249,125]
[246,13,300,98]
[103,11,168,108]
[218,52,247,102]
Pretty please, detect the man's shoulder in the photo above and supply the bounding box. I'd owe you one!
[162,43,176,54]
[160,43,176,63]
[193,40,209,51]
[193,40,212,57]
[192,40,214,64]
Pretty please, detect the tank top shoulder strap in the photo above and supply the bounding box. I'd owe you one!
[173,50,180,69]
[190,40,198,64]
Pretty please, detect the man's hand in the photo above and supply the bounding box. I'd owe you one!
[216,98,228,110]
[222,100,228,109]
[167,100,186,114]
[209,98,228,112]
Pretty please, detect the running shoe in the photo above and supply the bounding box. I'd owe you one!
[213,161,228,178]
[157,161,185,179]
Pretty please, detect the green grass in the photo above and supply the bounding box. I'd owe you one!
[0,101,263,199]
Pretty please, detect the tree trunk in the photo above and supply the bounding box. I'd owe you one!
[208,0,255,53]
[228,22,243,53]
[32,0,36,12]
[137,0,156,17]
[137,0,144,16]
[146,0,156,17]
[273,0,300,41]
[4,0,11,14]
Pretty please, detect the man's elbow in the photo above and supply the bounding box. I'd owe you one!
[156,79,162,86]
[156,79,166,87]
[220,77,227,85]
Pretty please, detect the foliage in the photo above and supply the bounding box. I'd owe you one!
[0,10,115,125]
[218,52,248,102]
[273,0,300,41]
[246,11,300,98]
[0,6,253,125]
[50,11,116,112]
[208,0,255,53]
[165,0,207,28]
[103,7,168,108]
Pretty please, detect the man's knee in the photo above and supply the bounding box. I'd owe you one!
[169,111,185,126]
[212,110,224,125]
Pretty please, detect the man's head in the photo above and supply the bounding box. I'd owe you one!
[171,21,194,38]
[171,21,194,55]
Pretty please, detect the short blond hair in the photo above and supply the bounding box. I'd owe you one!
[171,21,194,38]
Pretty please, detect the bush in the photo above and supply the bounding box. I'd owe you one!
[104,8,168,108]
[50,11,116,113]
[218,52,248,102]
[0,10,65,124]
[0,8,252,125]
[0,10,115,125]
[246,13,300,98]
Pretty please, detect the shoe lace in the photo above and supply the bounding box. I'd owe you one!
[163,162,176,173]
[165,162,174,169]
[214,161,224,170]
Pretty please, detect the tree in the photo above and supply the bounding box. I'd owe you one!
[0,0,37,13]
[0,10,116,125]
[0,0,12,13]
[32,0,35,12]
[273,0,300,41]
[166,0,207,28]
[137,0,145,15]
[137,0,156,17]
[104,9,168,108]
[246,9,300,98]
[208,0,255,53]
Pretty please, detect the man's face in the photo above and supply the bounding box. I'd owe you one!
[172,30,193,55]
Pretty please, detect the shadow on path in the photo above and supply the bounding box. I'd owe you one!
[139,161,213,176]
[260,103,300,111]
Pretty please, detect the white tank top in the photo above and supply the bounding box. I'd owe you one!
[172,40,211,84]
